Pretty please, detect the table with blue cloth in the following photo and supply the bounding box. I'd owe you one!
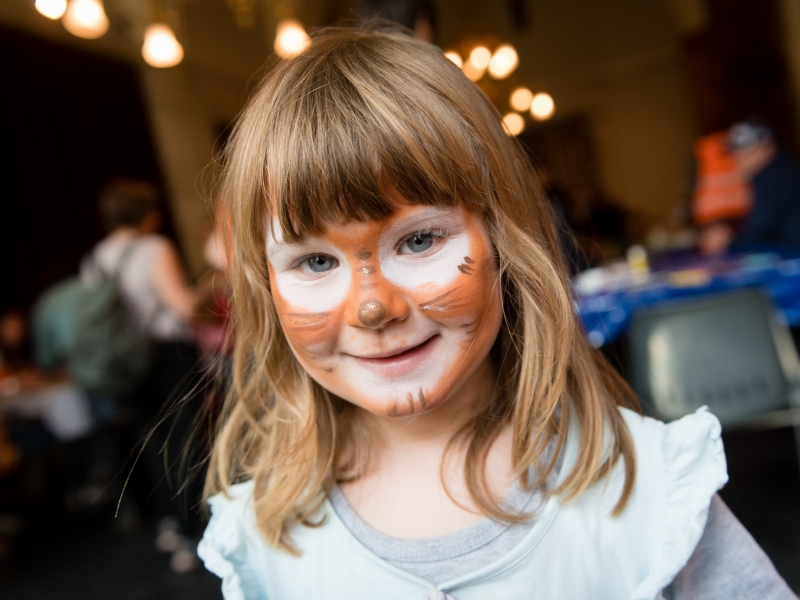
[575,251,800,348]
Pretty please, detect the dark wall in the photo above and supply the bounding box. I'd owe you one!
[682,0,797,150]
[0,26,173,314]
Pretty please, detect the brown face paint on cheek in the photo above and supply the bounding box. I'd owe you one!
[418,286,468,312]
[285,312,331,328]
[280,311,339,359]
[458,252,500,343]
[457,256,475,275]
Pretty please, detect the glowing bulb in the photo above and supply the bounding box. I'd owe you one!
[62,0,108,39]
[35,0,67,20]
[274,19,310,59]
[530,92,555,121]
[488,44,518,79]
[468,46,491,69]
[444,51,463,68]
[502,113,525,136]
[462,61,485,82]
[142,23,184,68]
[510,87,533,112]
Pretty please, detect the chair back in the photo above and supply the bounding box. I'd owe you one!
[629,290,800,428]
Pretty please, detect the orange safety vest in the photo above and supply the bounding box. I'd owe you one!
[692,131,753,225]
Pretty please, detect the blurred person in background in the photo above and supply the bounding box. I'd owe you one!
[699,121,800,255]
[81,179,214,572]
[689,130,753,253]
[0,309,95,557]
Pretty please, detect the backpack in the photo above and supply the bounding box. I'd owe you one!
[34,242,152,397]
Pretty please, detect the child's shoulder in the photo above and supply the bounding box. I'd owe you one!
[612,405,727,508]
[199,481,262,600]
[617,404,725,467]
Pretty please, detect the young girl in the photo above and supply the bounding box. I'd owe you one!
[198,26,793,599]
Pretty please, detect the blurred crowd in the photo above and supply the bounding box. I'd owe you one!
[541,119,800,274]
[0,180,231,573]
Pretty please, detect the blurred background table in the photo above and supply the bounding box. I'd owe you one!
[575,250,800,348]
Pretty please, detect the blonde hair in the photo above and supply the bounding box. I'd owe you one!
[206,24,639,552]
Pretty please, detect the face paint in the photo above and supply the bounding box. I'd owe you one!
[266,202,503,419]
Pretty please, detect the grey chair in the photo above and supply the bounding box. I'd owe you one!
[629,291,800,451]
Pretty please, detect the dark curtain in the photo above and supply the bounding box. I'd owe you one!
[682,0,798,151]
[0,26,174,314]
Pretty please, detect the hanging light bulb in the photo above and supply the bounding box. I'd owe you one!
[62,0,109,39]
[468,46,491,70]
[274,19,310,59]
[530,92,555,121]
[444,51,463,68]
[35,0,67,20]
[502,113,525,136]
[142,23,184,68]
[462,61,485,82]
[488,44,518,79]
[510,87,533,112]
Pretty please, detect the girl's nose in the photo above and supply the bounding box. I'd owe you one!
[344,274,409,329]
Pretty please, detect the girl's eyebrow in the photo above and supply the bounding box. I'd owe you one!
[265,226,323,262]
[379,206,463,240]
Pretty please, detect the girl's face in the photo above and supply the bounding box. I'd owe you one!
[266,201,503,418]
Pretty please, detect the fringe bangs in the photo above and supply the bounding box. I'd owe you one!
[258,29,495,240]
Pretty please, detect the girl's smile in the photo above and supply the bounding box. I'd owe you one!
[265,202,503,418]
[347,334,438,377]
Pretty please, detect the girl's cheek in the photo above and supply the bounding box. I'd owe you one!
[269,266,348,360]
[281,311,342,363]
[271,267,351,313]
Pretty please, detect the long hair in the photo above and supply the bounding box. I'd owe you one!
[206,24,639,553]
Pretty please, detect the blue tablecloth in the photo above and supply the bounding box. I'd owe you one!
[576,252,800,347]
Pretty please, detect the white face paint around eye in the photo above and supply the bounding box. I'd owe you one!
[265,224,352,313]
[379,207,469,290]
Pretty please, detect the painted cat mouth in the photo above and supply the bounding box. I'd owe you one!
[354,336,436,360]
[350,336,438,376]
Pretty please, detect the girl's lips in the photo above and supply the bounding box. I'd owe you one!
[350,336,438,377]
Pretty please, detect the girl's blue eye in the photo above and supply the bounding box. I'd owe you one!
[401,233,434,254]
[305,255,337,273]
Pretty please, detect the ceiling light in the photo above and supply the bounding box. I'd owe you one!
[502,113,525,136]
[62,0,109,39]
[510,87,533,112]
[530,92,555,121]
[274,19,310,59]
[468,46,491,70]
[462,61,485,82]
[488,44,518,79]
[142,23,184,68]
[35,0,67,20]
[444,51,462,68]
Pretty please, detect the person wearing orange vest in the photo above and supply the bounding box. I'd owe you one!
[699,122,800,255]
[691,131,754,255]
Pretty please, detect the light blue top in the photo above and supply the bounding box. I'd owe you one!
[199,407,729,600]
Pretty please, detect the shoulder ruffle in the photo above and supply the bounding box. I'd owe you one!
[198,480,262,600]
[661,407,728,575]
[648,406,728,594]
